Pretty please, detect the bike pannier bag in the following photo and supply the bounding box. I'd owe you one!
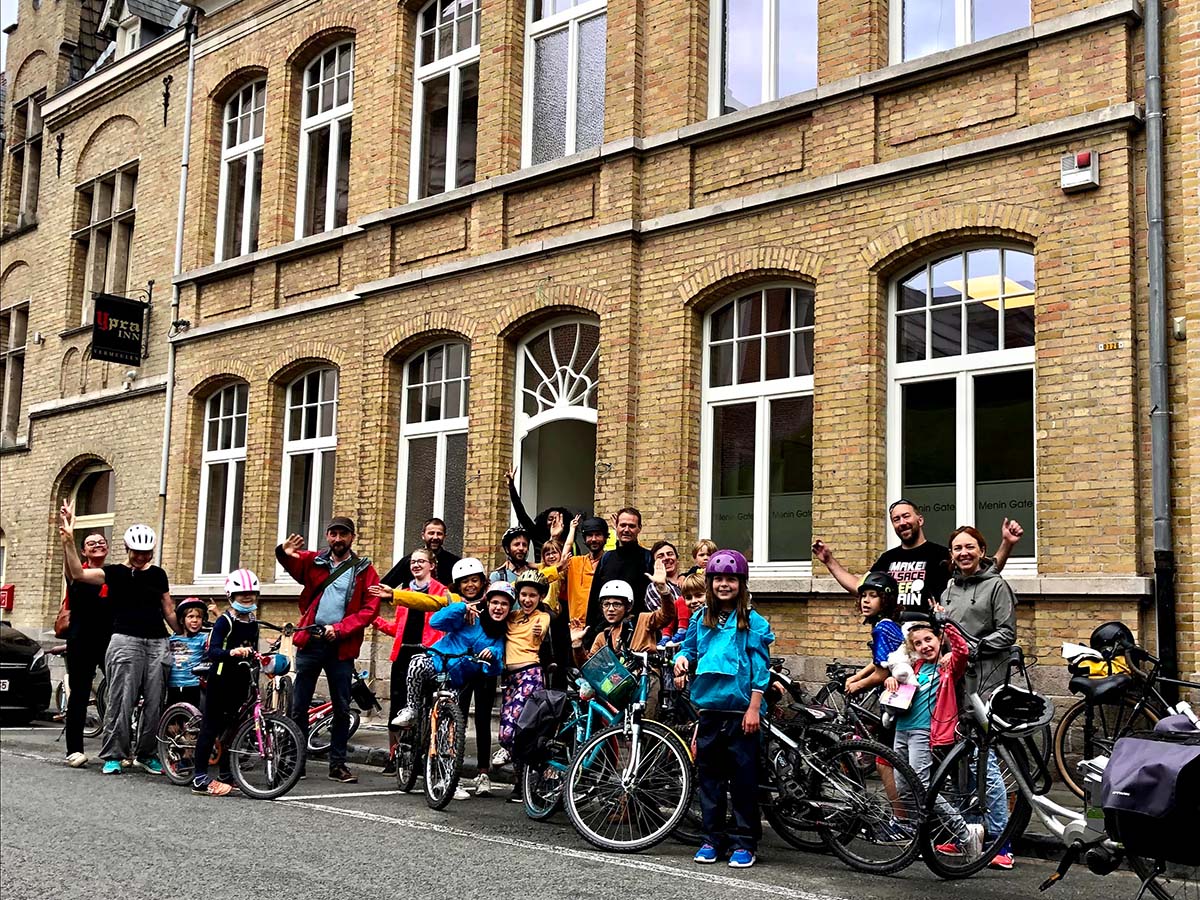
[580,646,635,708]
[512,689,569,766]
[1101,732,1200,865]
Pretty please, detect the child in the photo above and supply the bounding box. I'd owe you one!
[672,549,774,869]
[191,570,262,796]
[688,538,717,576]
[393,580,511,801]
[660,570,706,648]
[844,572,903,695]
[884,619,983,860]
[541,538,573,692]
[496,571,552,800]
[167,598,208,708]
[368,548,448,773]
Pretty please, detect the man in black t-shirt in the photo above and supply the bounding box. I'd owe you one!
[382,518,461,588]
[813,499,1023,614]
[59,504,177,775]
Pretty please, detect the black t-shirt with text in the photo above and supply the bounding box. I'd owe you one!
[870,542,950,614]
[103,564,171,639]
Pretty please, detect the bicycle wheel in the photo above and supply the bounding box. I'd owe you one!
[1127,854,1200,900]
[396,722,423,794]
[229,712,306,800]
[424,697,466,810]
[809,738,924,874]
[564,720,693,853]
[1054,697,1158,798]
[918,738,1031,879]
[524,737,574,821]
[83,671,105,738]
[764,727,840,852]
[156,702,202,785]
[275,676,293,716]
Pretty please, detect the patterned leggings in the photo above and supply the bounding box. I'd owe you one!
[499,665,544,750]
[404,654,450,715]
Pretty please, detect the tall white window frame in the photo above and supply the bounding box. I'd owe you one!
[522,0,608,167]
[392,342,470,561]
[215,81,266,262]
[707,0,818,118]
[889,0,1031,63]
[699,284,815,573]
[70,464,116,552]
[887,244,1037,567]
[296,42,354,239]
[410,0,481,201]
[194,383,249,580]
[277,368,339,570]
[0,302,29,444]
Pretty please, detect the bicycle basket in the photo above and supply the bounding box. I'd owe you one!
[1102,731,1200,865]
[580,645,636,708]
[986,684,1054,735]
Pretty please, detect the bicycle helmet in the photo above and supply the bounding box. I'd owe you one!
[987,684,1055,735]
[598,580,634,606]
[485,581,516,602]
[580,516,609,538]
[261,653,291,677]
[175,597,207,621]
[513,569,550,596]
[501,525,530,552]
[451,557,486,584]
[706,549,749,578]
[224,568,261,597]
[123,524,156,552]
[1089,621,1136,658]
[858,570,899,601]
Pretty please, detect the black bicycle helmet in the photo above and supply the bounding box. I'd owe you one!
[579,516,609,538]
[501,525,530,552]
[858,571,899,601]
[1089,621,1136,658]
[987,684,1054,735]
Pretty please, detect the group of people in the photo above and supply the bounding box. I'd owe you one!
[54,478,1026,872]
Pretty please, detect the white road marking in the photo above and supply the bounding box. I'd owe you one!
[1,748,62,763]
[280,789,405,801]
[285,799,852,900]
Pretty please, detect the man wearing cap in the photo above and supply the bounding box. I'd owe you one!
[812,501,1023,615]
[277,516,380,783]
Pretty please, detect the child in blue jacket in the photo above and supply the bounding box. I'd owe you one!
[672,549,774,869]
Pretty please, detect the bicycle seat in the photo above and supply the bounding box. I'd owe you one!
[786,702,838,724]
[1068,673,1132,702]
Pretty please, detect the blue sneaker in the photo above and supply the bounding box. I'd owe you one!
[729,849,756,868]
[133,757,163,775]
[693,844,718,864]
[101,760,122,775]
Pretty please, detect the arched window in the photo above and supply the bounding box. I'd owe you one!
[216,81,266,261]
[394,342,469,557]
[893,0,1030,62]
[708,0,817,117]
[700,284,814,567]
[411,0,480,200]
[279,368,338,550]
[888,245,1036,558]
[297,42,354,238]
[195,383,248,578]
[71,464,115,551]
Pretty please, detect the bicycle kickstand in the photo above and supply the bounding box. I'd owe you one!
[1039,841,1083,892]
[1132,860,1166,900]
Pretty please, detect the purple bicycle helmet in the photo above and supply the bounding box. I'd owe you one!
[706,549,749,578]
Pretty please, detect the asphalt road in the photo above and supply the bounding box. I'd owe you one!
[0,725,1149,900]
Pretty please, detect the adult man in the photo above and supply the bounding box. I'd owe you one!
[813,500,1023,614]
[564,516,608,622]
[585,508,654,627]
[644,540,684,616]
[277,516,380,783]
[58,503,177,776]
[489,526,533,583]
[382,518,460,588]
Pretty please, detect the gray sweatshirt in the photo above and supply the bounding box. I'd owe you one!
[940,562,1017,691]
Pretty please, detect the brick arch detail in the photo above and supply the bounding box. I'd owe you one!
[11,49,51,99]
[185,362,257,399]
[266,341,347,385]
[860,203,1045,276]
[287,25,358,69]
[75,115,142,181]
[51,452,117,507]
[492,285,606,340]
[378,314,477,362]
[677,246,824,313]
[1,260,32,300]
[208,64,270,106]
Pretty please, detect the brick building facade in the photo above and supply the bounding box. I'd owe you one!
[2,0,1197,689]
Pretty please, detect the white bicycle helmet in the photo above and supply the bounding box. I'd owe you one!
[451,557,486,583]
[598,580,635,605]
[123,524,157,552]
[224,568,261,597]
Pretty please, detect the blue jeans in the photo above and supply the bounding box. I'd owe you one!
[291,643,354,767]
[984,749,1008,838]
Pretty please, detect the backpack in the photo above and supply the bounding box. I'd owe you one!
[512,689,569,766]
[1101,726,1200,865]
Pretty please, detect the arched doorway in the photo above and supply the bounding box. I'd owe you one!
[512,318,599,518]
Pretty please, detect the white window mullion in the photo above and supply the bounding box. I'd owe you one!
[294,127,311,239]
[958,0,973,46]
[194,460,213,579]
[324,121,340,233]
[753,396,771,563]
[564,19,581,155]
[221,460,239,572]
[432,433,449,520]
[214,159,231,261]
[240,151,258,257]
[307,450,322,543]
[762,0,776,107]
[708,0,724,117]
[445,65,462,193]
[409,78,426,202]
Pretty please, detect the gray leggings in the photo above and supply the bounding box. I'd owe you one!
[100,634,170,762]
[894,728,969,842]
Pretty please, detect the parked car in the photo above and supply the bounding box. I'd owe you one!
[0,621,52,723]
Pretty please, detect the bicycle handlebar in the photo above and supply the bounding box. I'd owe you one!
[399,644,495,666]
[258,621,324,637]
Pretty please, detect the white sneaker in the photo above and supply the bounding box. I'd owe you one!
[474,773,492,796]
[964,823,985,861]
[66,752,88,768]
[491,748,511,767]
[454,786,471,801]
[391,708,417,728]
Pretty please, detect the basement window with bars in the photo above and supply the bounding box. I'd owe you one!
[893,0,1030,62]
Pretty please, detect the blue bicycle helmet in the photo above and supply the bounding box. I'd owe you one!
[261,653,291,677]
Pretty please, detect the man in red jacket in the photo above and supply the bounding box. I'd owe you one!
[277,516,380,783]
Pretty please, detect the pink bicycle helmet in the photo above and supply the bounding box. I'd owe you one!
[706,549,749,578]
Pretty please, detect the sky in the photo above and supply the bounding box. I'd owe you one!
[1,0,18,71]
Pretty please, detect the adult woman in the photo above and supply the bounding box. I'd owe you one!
[62,530,115,768]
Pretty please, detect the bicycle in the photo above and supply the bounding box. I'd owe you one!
[393,644,489,810]
[1053,642,1200,798]
[305,673,372,754]
[49,644,105,739]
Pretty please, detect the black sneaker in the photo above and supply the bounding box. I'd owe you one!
[328,764,358,784]
[381,758,398,776]
[506,786,524,804]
